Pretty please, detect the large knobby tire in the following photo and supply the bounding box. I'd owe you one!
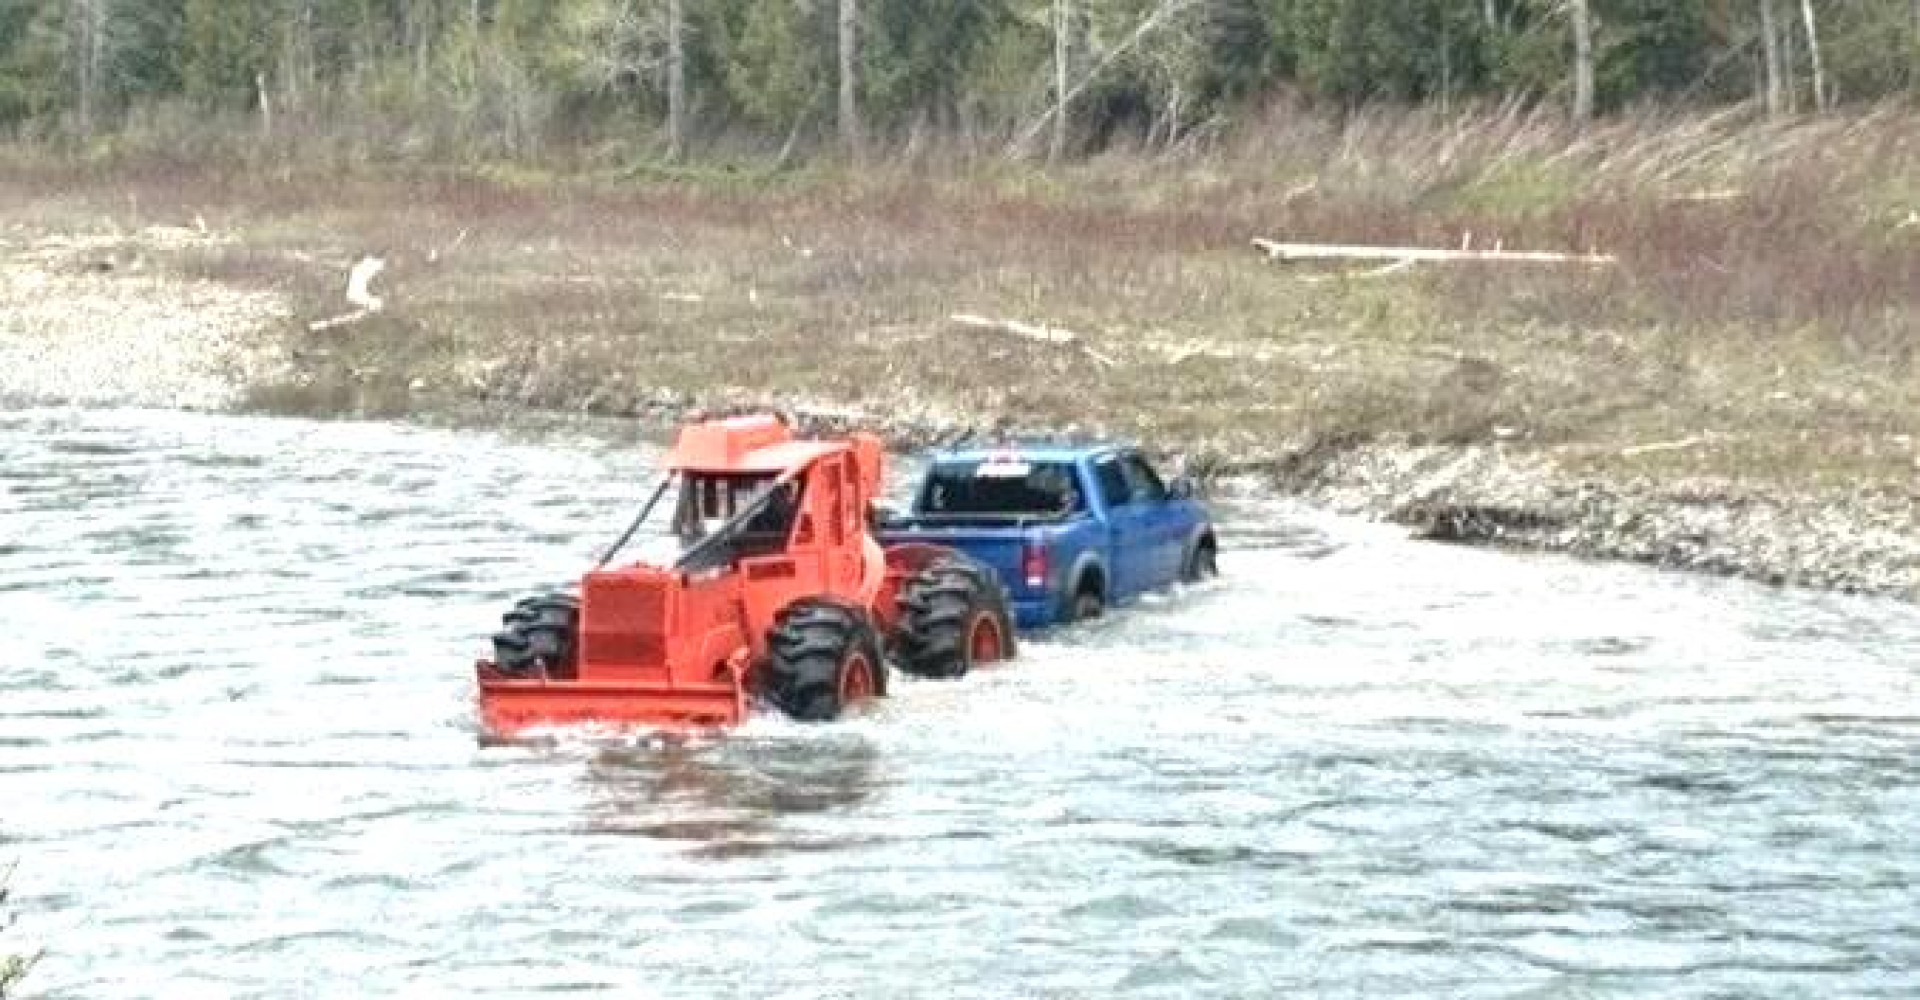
[491,593,580,679]
[1182,537,1219,583]
[763,600,887,722]
[894,557,1017,680]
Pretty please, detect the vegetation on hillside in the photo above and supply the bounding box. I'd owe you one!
[1,1,1915,164]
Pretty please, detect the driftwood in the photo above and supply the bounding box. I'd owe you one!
[1620,435,1714,458]
[949,313,1116,367]
[307,256,387,332]
[1253,237,1615,266]
[950,313,1078,345]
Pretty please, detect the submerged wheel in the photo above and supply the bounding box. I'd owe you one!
[893,557,1016,680]
[1068,585,1104,623]
[490,592,580,679]
[763,599,887,722]
[1182,538,1219,583]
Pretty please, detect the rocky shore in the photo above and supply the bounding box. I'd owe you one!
[459,390,1919,603]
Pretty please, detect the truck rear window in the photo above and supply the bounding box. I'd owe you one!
[918,460,1082,518]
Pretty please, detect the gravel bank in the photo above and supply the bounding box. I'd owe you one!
[0,228,290,411]
[484,393,1919,603]
[1274,442,1919,602]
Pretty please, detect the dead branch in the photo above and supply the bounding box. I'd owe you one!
[1253,238,1615,266]
[950,313,1079,345]
[1620,435,1713,457]
[948,313,1115,367]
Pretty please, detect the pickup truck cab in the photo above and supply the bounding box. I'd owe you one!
[877,444,1217,630]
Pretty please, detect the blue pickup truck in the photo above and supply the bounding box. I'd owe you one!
[877,444,1218,630]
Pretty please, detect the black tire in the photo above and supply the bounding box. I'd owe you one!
[763,599,886,722]
[490,592,580,679]
[1066,583,1105,623]
[893,557,1017,680]
[1182,537,1219,583]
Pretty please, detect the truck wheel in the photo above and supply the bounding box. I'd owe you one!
[894,557,1016,680]
[491,593,580,679]
[1182,538,1219,583]
[764,599,887,722]
[1068,586,1104,623]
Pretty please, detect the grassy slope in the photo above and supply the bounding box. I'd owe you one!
[3,102,1914,593]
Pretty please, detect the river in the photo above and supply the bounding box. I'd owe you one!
[2,405,1915,999]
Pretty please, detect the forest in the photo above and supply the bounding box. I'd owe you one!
[1,1,1916,162]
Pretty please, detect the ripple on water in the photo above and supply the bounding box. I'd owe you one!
[1,407,1916,1000]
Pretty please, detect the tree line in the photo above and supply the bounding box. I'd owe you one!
[2,1,1916,160]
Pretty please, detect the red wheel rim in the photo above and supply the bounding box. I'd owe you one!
[839,651,875,703]
[967,613,1004,665]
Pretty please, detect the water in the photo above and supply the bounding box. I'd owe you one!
[2,405,1916,999]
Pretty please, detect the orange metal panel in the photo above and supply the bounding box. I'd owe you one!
[477,674,746,736]
[579,568,673,675]
[666,414,793,470]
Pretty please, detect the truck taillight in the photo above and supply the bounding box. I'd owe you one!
[1022,539,1049,589]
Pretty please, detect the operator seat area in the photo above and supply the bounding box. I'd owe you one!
[672,471,802,571]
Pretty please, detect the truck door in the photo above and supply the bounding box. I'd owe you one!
[1091,454,1148,599]
[1118,452,1185,585]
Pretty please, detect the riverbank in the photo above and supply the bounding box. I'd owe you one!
[2,108,1915,600]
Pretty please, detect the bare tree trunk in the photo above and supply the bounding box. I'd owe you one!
[1798,0,1826,111]
[666,0,685,161]
[1781,5,1800,112]
[281,0,316,110]
[1570,0,1594,124]
[71,0,105,137]
[838,0,860,158]
[1013,0,1195,157]
[1483,0,1497,30]
[411,2,432,84]
[1051,0,1070,163]
[1759,0,1785,116]
[257,72,273,138]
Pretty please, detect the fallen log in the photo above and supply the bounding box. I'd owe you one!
[1252,238,1615,266]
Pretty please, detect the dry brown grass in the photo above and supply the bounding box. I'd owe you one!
[3,101,1914,496]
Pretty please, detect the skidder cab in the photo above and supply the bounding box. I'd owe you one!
[475,414,1018,738]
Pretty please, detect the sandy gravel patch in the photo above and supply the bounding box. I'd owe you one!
[0,230,290,410]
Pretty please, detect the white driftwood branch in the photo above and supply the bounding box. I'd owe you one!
[308,255,387,332]
[950,313,1079,345]
[1252,238,1615,266]
[1620,435,1712,457]
[948,313,1115,367]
